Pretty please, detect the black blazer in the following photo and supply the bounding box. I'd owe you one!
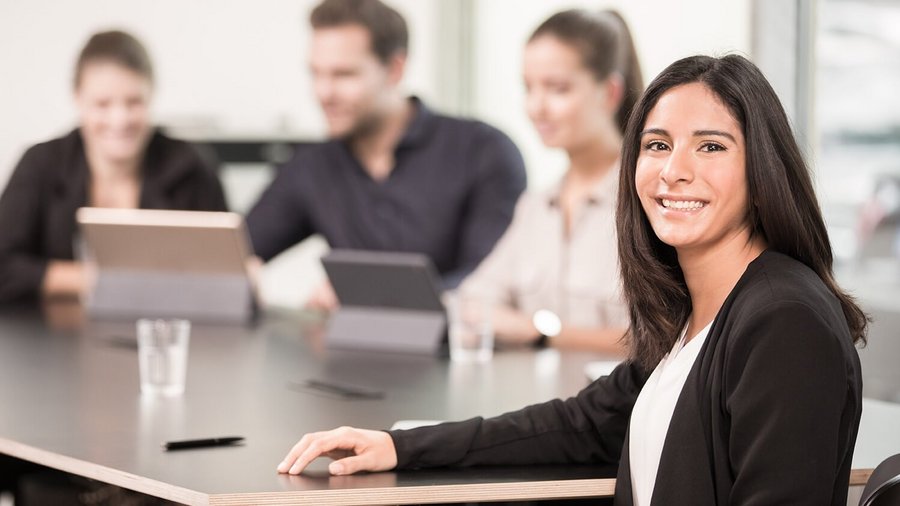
[390,251,863,505]
[0,129,228,303]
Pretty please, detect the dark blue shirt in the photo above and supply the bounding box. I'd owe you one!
[246,98,526,288]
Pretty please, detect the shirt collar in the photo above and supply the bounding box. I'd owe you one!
[547,160,620,208]
[396,96,436,150]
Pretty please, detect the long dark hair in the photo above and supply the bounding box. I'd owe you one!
[529,9,643,134]
[616,54,869,369]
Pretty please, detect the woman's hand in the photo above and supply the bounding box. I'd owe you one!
[42,260,86,299]
[276,427,398,476]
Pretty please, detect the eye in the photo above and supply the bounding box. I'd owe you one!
[699,142,726,153]
[643,140,670,152]
[334,69,358,79]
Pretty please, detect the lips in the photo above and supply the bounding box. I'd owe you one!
[533,122,555,137]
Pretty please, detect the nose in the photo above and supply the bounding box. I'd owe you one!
[109,102,131,130]
[659,146,694,185]
[313,75,335,104]
[525,89,545,120]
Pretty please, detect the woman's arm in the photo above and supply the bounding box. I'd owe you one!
[0,147,58,302]
[278,359,649,475]
[493,305,626,354]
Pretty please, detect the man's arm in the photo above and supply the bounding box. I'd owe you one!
[442,126,526,289]
[245,162,313,262]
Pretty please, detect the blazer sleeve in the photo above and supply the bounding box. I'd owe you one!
[390,359,648,469]
[0,147,51,302]
[724,300,854,505]
[440,126,526,289]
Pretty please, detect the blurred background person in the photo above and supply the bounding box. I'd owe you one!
[0,30,227,304]
[459,9,642,353]
[245,0,526,311]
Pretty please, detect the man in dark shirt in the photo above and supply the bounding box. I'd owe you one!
[246,0,526,309]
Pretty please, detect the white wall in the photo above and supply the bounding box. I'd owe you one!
[0,0,754,195]
[0,0,441,188]
[0,0,752,307]
[471,0,752,189]
[0,0,445,307]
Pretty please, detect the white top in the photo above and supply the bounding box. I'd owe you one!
[459,166,627,329]
[628,321,712,506]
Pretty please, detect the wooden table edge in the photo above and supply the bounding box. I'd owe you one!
[1,434,875,504]
[0,437,209,505]
[850,468,873,487]
[209,478,616,505]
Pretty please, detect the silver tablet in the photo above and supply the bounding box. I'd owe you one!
[76,207,256,323]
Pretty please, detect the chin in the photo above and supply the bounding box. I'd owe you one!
[101,143,144,162]
[539,136,564,149]
[326,121,354,138]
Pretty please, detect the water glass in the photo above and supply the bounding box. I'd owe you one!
[137,319,190,396]
[446,291,493,363]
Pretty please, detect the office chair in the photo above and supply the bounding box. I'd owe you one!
[860,453,900,506]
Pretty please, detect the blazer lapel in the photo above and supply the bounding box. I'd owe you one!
[613,428,635,505]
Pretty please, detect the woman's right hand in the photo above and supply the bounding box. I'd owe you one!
[276,427,398,476]
[42,260,86,299]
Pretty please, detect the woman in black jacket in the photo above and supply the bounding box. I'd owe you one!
[0,30,226,303]
[276,54,867,506]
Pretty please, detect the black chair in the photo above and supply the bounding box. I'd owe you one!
[860,453,900,506]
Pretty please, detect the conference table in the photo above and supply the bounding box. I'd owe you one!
[1,303,897,505]
[0,303,618,505]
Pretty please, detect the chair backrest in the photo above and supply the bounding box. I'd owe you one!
[860,453,900,506]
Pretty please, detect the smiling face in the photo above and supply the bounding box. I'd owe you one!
[523,35,615,151]
[309,24,400,138]
[635,82,752,256]
[75,61,152,165]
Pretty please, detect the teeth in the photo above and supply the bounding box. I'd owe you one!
[662,199,706,210]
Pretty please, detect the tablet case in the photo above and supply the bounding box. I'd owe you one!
[322,249,447,355]
[77,208,256,323]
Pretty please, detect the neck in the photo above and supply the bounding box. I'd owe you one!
[566,130,621,181]
[84,145,140,181]
[680,232,767,334]
[350,95,413,180]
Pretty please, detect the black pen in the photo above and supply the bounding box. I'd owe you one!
[162,436,244,451]
[301,379,385,399]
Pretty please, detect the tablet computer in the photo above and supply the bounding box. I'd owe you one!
[321,249,447,355]
[77,207,257,323]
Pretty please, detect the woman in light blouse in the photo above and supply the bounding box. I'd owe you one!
[459,9,642,352]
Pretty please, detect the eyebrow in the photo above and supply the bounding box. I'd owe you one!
[640,128,737,143]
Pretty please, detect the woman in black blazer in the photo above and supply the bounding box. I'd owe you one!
[275,55,867,506]
[0,30,226,303]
